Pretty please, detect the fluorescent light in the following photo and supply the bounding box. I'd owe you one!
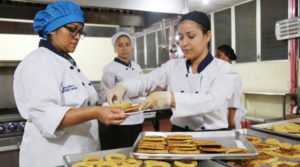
[203,0,209,5]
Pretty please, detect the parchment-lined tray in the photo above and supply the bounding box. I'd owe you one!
[250,118,300,140]
[215,129,300,167]
[63,147,226,167]
[131,131,258,160]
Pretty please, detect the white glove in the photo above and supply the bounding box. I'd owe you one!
[107,83,127,106]
[139,91,171,110]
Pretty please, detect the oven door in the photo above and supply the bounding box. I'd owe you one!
[0,136,22,167]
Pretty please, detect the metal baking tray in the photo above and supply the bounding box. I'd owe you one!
[63,147,226,167]
[215,129,300,167]
[131,131,258,160]
[250,118,300,140]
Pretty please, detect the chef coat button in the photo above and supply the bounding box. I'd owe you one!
[132,68,134,70]
[186,73,188,77]
[89,83,92,86]
[201,126,205,130]
[195,91,199,94]
[77,69,80,73]
[82,82,85,86]
[70,66,74,70]
[126,68,128,70]
[87,101,91,106]
[185,126,189,130]
[180,90,184,93]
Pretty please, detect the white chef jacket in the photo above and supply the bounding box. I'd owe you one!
[123,54,238,130]
[14,40,100,167]
[228,75,248,129]
[100,58,145,125]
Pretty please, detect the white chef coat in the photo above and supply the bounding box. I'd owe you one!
[228,75,248,129]
[100,58,145,125]
[14,40,100,167]
[123,54,238,130]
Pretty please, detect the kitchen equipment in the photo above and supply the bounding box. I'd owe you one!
[63,147,226,167]
[250,118,300,140]
[215,129,300,167]
[131,131,258,160]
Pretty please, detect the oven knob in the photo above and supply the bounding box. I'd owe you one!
[19,122,26,132]
[0,125,5,133]
[8,122,17,131]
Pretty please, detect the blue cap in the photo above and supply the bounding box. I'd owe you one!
[33,1,84,39]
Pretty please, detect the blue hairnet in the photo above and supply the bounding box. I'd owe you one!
[33,1,84,39]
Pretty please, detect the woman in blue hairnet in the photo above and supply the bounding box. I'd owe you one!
[107,11,239,132]
[13,1,128,166]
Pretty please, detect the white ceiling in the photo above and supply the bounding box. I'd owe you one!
[188,0,249,13]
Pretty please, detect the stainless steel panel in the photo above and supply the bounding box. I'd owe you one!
[131,131,258,160]
[250,118,300,140]
[11,0,189,14]
[63,147,227,167]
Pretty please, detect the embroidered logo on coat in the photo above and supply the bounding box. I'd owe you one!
[61,82,77,93]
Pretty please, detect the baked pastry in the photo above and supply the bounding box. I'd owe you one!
[192,140,222,147]
[105,153,127,165]
[113,102,132,108]
[225,148,250,154]
[270,161,299,167]
[254,151,278,164]
[265,138,280,145]
[122,105,140,113]
[168,149,200,154]
[254,143,279,152]
[83,156,104,166]
[167,134,193,140]
[226,160,261,167]
[137,149,168,154]
[122,159,143,167]
[245,136,263,145]
[174,160,198,167]
[199,146,227,153]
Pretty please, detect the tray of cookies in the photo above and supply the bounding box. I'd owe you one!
[215,129,300,167]
[250,118,300,140]
[63,147,227,167]
[130,131,258,160]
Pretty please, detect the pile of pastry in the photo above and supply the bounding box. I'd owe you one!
[260,121,300,136]
[226,136,300,167]
[71,153,199,167]
[137,134,249,154]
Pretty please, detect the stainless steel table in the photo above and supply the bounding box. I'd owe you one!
[243,91,297,120]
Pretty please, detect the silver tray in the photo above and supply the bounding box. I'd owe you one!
[250,118,300,140]
[215,129,300,167]
[63,147,226,167]
[131,131,258,160]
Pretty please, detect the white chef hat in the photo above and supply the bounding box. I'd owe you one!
[111,31,133,47]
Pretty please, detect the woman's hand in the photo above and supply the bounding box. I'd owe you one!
[107,83,127,106]
[139,91,172,110]
[96,106,129,125]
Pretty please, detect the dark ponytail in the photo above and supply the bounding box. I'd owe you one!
[217,45,237,60]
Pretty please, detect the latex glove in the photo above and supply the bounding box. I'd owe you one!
[107,83,127,106]
[139,91,171,110]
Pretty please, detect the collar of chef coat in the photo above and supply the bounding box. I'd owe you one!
[186,53,213,73]
[114,57,131,67]
[39,39,77,66]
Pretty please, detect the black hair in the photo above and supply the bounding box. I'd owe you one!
[217,44,237,60]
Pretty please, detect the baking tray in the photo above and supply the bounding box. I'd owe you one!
[131,131,258,160]
[215,129,300,167]
[63,147,226,167]
[250,118,300,140]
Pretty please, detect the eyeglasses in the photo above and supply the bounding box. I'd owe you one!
[63,25,86,39]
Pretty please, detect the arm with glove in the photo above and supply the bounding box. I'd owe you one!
[139,91,175,110]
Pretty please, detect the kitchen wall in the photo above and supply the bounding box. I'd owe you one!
[235,61,295,119]
[0,34,116,81]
